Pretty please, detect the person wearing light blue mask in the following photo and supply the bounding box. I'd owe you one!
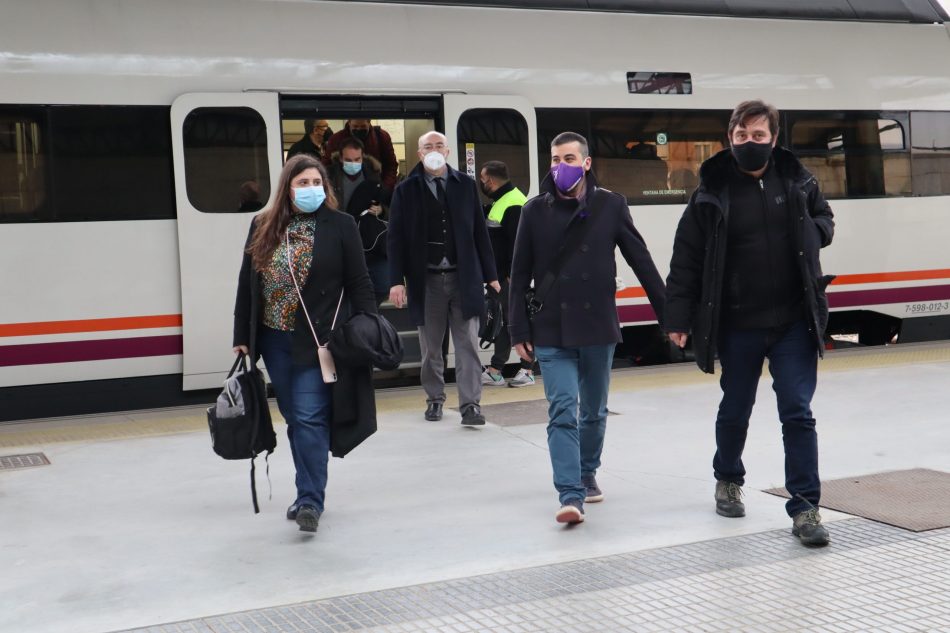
[232,154,379,535]
[327,137,393,305]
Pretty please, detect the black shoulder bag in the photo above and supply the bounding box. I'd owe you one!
[525,189,606,320]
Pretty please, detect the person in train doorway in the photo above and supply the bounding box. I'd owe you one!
[509,132,666,525]
[287,119,332,161]
[327,137,392,305]
[388,131,501,426]
[232,154,378,533]
[477,160,535,388]
[325,119,399,191]
[664,100,836,547]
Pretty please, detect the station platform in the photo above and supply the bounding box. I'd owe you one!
[1,343,949,633]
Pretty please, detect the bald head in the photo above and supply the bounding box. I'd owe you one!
[418,131,447,150]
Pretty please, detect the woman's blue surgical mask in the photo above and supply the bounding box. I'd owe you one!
[342,161,362,176]
[293,185,326,213]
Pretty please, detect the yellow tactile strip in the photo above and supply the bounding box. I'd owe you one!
[1,342,947,449]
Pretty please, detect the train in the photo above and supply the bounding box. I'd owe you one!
[2,0,949,420]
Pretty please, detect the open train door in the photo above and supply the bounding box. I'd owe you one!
[170,93,283,390]
[442,94,538,198]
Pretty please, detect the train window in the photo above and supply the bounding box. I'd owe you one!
[457,109,530,196]
[0,109,47,221]
[183,107,270,213]
[1,105,175,223]
[911,112,950,196]
[787,113,911,199]
[48,106,176,221]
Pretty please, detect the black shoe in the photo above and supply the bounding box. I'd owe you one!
[555,498,585,524]
[460,404,486,426]
[286,503,298,521]
[424,402,443,421]
[582,474,604,503]
[792,508,830,547]
[715,481,746,517]
[295,505,320,532]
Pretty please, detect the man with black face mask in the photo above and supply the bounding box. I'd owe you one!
[665,100,836,547]
[325,119,399,190]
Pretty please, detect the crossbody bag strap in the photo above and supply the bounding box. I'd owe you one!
[529,189,606,312]
[286,229,344,348]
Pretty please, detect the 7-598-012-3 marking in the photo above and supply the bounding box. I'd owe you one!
[905,301,950,314]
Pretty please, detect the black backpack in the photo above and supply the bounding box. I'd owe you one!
[206,353,277,513]
[479,288,505,350]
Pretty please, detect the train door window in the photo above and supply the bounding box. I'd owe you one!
[456,109,529,197]
[183,107,270,213]
[787,112,911,199]
[49,106,175,221]
[0,108,46,222]
[911,112,950,196]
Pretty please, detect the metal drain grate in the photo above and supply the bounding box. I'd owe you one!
[764,468,950,532]
[0,452,50,470]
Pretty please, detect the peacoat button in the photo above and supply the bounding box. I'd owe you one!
[321,290,326,296]
[580,244,589,252]
[584,302,591,309]
[561,302,568,309]
[799,251,804,256]
[581,273,590,281]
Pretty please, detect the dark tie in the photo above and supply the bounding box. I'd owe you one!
[435,177,447,207]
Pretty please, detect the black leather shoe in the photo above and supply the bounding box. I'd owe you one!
[286,503,298,520]
[425,402,443,421]
[461,404,486,426]
[295,505,320,532]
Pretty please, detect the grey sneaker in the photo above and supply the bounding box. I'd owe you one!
[295,505,321,533]
[792,508,830,547]
[555,498,585,524]
[715,481,746,517]
[507,368,536,388]
[582,474,604,503]
[481,368,505,386]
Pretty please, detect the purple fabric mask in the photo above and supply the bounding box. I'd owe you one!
[551,162,585,193]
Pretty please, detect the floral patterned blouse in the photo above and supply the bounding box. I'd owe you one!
[260,213,315,331]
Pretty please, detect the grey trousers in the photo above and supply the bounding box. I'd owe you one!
[418,272,482,409]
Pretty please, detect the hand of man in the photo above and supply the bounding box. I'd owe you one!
[488,280,501,293]
[368,203,382,215]
[514,341,534,362]
[669,332,689,349]
[390,284,407,308]
[233,345,249,355]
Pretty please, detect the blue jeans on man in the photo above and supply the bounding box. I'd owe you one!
[258,327,333,512]
[534,344,614,504]
[714,319,820,517]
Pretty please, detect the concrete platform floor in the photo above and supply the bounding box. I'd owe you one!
[1,343,948,633]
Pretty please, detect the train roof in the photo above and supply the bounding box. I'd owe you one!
[348,0,949,23]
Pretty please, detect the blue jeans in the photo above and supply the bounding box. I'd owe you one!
[258,327,333,512]
[715,320,820,517]
[534,344,615,505]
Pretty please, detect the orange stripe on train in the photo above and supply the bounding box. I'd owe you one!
[0,315,183,338]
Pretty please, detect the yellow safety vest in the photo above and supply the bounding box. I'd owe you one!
[487,187,528,227]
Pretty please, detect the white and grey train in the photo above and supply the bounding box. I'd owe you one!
[2,0,950,419]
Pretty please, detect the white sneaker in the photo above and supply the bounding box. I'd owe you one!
[508,368,535,388]
[481,368,506,386]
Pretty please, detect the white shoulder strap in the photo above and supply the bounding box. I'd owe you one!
[286,229,344,348]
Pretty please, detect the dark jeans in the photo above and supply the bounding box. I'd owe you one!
[367,257,389,305]
[714,320,820,517]
[489,278,533,372]
[258,327,333,512]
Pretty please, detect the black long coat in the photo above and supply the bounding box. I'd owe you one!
[508,172,666,348]
[664,147,835,374]
[232,204,379,457]
[387,163,498,326]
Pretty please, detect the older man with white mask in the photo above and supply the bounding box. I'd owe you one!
[388,131,501,425]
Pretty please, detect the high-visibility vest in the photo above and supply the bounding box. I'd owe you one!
[486,187,528,227]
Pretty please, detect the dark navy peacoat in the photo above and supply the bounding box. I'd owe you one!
[387,163,498,327]
[508,172,666,348]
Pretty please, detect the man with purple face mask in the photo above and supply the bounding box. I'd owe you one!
[665,100,835,547]
[509,132,666,525]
